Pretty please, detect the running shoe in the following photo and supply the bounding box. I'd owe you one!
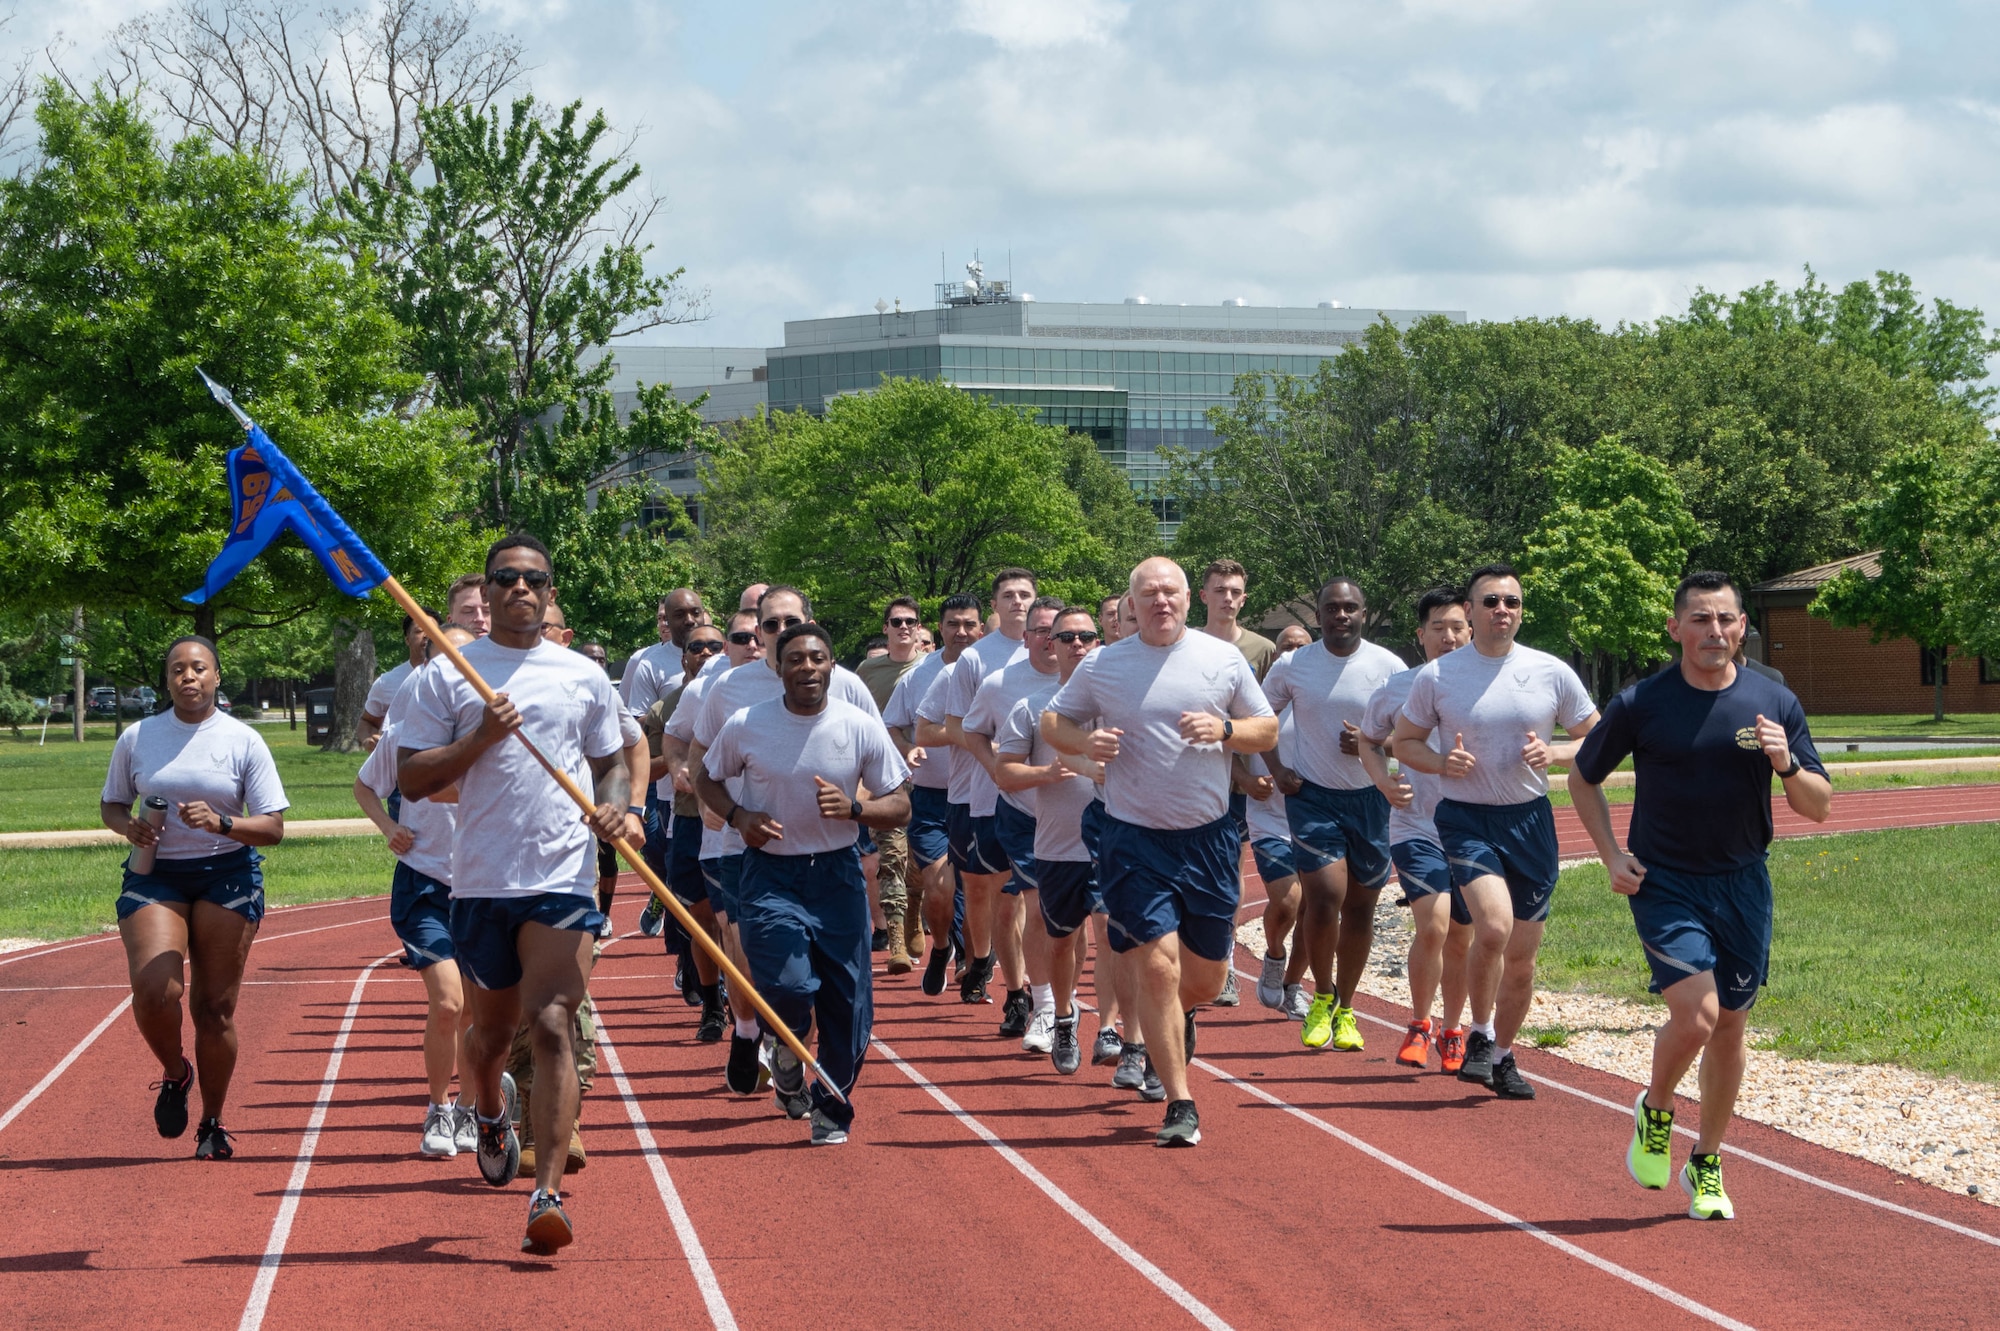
[1052,1015,1082,1075]
[421,1104,458,1158]
[193,1117,235,1161]
[477,1110,520,1186]
[1282,984,1310,1021]
[810,1109,849,1146]
[1458,1030,1495,1087]
[1256,953,1286,1009]
[453,1103,479,1154]
[1301,991,1337,1048]
[1397,1018,1433,1069]
[998,987,1030,1037]
[1112,1043,1147,1090]
[1680,1154,1734,1220]
[501,1070,520,1128]
[596,915,615,940]
[1213,967,1240,1007]
[1331,1004,1364,1052]
[522,1190,574,1254]
[726,1031,762,1095]
[1490,1052,1536,1099]
[1438,1027,1467,1074]
[1092,1026,1124,1066]
[1022,1006,1055,1054]
[1156,1099,1201,1147]
[921,941,950,996]
[638,896,666,937]
[769,1043,811,1121]
[1627,1091,1674,1190]
[1139,1053,1166,1103]
[960,954,994,1006]
[1183,1007,1198,1060]
[696,998,726,1044]
[152,1055,194,1139]
[677,955,700,1007]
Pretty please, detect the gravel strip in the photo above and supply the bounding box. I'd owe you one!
[0,937,42,955]
[1235,899,1997,1207]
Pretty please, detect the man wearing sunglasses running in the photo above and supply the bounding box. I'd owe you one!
[1393,563,1599,1101]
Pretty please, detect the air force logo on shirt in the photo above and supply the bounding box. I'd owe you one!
[1734,726,1761,751]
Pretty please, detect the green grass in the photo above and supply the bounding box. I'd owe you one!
[0,836,394,941]
[0,726,367,832]
[1544,767,2000,808]
[1810,714,2000,738]
[1538,823,2000,1082]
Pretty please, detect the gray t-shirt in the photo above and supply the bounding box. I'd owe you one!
[399,636,626,898]
[1048,629,1275,830]
[998,683,1093,863]
[364,659,414,721]
[102,711,290,861]
[1361,666,1443,848]
[619,640,680,711]
[884,650,951,791]
[962,657,1061,817]
[357,715,455,884]
[665,669,737,860]
[1242,751,1291,845]
[1399,642,1597,806]
[916,659,973,804]
[695,659,882,856]
[704,697,911,857]
[939,632,1027,806]
[1260,638,1406,791]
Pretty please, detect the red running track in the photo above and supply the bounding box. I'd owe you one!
[3,796,1998,1331]
[1553,781,2000,859]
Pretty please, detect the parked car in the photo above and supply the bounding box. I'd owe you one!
[120,687,156,716]
[214,692,231,713]
[88,687,119,717]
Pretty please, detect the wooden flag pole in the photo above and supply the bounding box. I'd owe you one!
[377,575,845,1106]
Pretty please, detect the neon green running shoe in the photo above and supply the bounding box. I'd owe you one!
[1330,1005,1365,1051]
[1300,992,1336,1049]
[1626,1090,1674,1190]
[1680,1153,1734,1220]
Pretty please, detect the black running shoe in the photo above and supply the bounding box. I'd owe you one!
[696,1000,726,1044]
[152,1056,194,1140]
[1156,1099,1201,1147]
[959,953,993,1005]
[998,988,1030,1037]
[921,941,950,996]
[1183,1007,1198,1061]
[871,928,889,953]
[769,1044,811,1120]
[193,1117,235,1161]
[522,1190,573,1255]
[677,954,701,1008]
[1490,1052,1537,1099]
[1458,1029,1495,1087]
[1139,1052,1166,1103]
[725,1031,761,1094]
[1052,1016,1081,1075]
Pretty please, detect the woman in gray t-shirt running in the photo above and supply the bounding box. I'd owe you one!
[100,636,289,1161]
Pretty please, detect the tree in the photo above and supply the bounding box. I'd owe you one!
[343,94,707,643]
[1813,441,1972,724]
[1955,440,2000,669]
[1519,438,1701,699]
[698,378,1154,652]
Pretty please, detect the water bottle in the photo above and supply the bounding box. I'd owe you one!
[130,795,169,875]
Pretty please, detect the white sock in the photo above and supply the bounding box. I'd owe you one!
[1494,1046,1512,1063]
[432,1102,451,1114]
[1473,1020,1497,1040]
[735,1017,759,1039]
[1032,983,1054,1012]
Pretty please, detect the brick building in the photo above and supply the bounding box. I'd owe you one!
[1748,552,2000,715]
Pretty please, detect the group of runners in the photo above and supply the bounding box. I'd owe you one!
[98,536,1830,1257]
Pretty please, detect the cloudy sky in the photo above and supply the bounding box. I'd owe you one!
[20,1,2000,348]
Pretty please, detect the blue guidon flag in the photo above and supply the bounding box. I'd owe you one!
[183,373,389,604]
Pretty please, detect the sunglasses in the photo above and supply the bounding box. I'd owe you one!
[727,630,758,645]
[686,639,725,654]
[1480,594,1522,609]
[1053,630,1100,644]
[886,616,921,628]
[487,567,551,588]
[761,615,805,633]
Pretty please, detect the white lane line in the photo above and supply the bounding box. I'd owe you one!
[0,971,684,995]
[238,953,396,1331]
[0,896,390,971]
[1229,952,2000,1251]
[0,995,133,1137]
[1193,1056,1758,1331]
[874,1038,1235,1331]
[255,912,390,944]
[594,1014,738,1331]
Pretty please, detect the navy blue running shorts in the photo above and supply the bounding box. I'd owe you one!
[907,785,952,869]
[1627,860,1774,1011]
[1391,837,1471,926]
[118,846,265,926]
[1434,796,1560,922]
[948,802,1010,876]
[390,861,455,969]
[1036,859,1100,938]
[992,800,1037,895]
[1285,780,1393,890]
[448,892,606,991]
[1098,811,1240,962]
[1250,835,1297,886]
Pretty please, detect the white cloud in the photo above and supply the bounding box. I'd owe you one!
[954,0,1129,50]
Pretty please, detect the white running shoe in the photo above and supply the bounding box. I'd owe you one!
[421,1104,458,1158]
[452,1103,479,1154]
[1257,953,1287,1009]
[1022,1006,1056,1054]
[1282,983,1311,1021]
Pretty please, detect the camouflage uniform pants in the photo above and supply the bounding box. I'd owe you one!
[505,990,596,1145]
[876,826,910,927]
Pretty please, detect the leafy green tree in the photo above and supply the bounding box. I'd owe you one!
[0,85,487,646]
[343,95,706,644]
[1813,441,1972,723]
[1519,439,1701,698]
[698,378,1153,651]
[1955,440,2000,668]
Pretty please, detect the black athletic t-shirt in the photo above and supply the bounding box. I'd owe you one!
[1573,664,1825,875]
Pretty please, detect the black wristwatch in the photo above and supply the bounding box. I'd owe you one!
[627,804,646,820]
[1221,718,1234,742]
[722,804,739,828]
[849,799,864,821]
[1777,757,1802,779]
[218,814,234,838]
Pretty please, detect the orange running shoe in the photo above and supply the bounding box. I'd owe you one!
[1438,1026,1467,1074]
[1397,1018,1434,1069]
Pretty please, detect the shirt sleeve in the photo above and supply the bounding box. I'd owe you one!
[1226,655,1275,720]
[963,676,1003,738]
[1359,681,1398,744]
[1555,662,1598,730]
[1782,693,1826,776]
[1048,654,1099,724]
[1261,653,1293,712]
[362,669,398,720]
[624,650,661,714]
[1400,664,1441,731]
[239,731,291,815]
[946,655,983,719]
[397,662,460,752]
[883,671,917,730]
[996,697,1036,757]
[702,714,747,783]
[357,730,397,800]
[694,678,733,748]
[665,680,703,743]
[857,716,913,794]
[101,725,139,805]
[835,668,884,720]
[583,673,628,761]
[1571,690,1635,785]
[915,667,952,725]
